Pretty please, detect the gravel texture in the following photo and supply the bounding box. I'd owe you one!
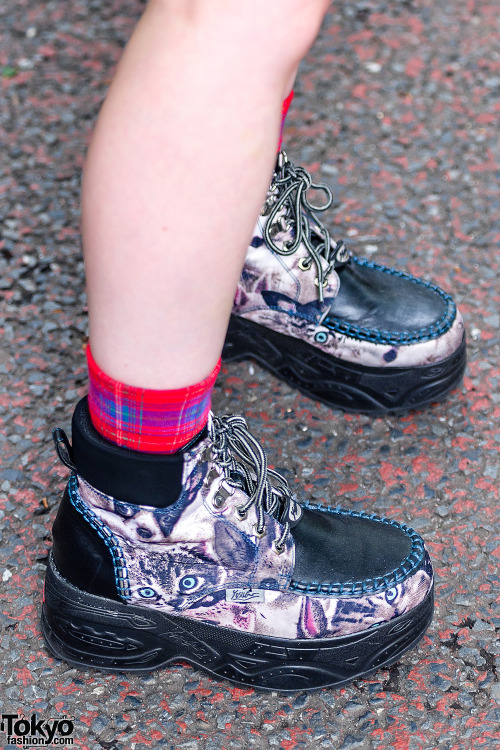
[0,1,498,748]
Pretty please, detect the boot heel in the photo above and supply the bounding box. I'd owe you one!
[42,554,175,673]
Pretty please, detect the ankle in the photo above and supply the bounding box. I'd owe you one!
[86,345,219,454]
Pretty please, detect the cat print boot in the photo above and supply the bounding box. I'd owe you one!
[223,152,466,414]
[42,398,434,692]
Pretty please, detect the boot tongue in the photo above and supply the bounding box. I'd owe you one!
[279,494,303,528]
[229,447,303,529]
[307,212,350,269]
[211,413,303,534]
[264,154,350,305]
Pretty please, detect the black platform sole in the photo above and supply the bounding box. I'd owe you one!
[222,315,467,415]
[42,554,434,693]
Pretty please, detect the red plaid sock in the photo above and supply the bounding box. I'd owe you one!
[278,91,294,152]
[87,346,220,454]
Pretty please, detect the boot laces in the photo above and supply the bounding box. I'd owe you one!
[262,151,349,303]
[207,413,297,552]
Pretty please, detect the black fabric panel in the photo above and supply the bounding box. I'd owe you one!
[71,398,193,507]
[331,261,447,333]
[292,507,412,585]
[52,486,122,601]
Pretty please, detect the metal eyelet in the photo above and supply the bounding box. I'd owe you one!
[212,485,231,509]
[314,277,328,288]
[298,257,312,272]
[203,466,220,487]
[273,541,285,556]
[200,445,213,463]
[253,524,266,539]
[268,223,283,240]
[212,494,225,509]
[236,507,248,521]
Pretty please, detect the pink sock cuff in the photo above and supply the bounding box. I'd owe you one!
[278,91,294,152]
[86,345,220,453]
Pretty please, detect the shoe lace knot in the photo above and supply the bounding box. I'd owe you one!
[262,151,350,303]
[207,413,301,552]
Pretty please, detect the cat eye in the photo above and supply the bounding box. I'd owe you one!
[385,587,398,604]
[179,575,204,594]
[138,587,159,599]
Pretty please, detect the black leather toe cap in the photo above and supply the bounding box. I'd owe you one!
[291,504,425,595]
[327,257,455,342]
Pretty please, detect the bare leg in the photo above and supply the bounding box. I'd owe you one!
[82,0,330,389]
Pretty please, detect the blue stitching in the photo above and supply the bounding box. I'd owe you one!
[67,474,131,600]
[289,502,426,597]
[323,256,456,345]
